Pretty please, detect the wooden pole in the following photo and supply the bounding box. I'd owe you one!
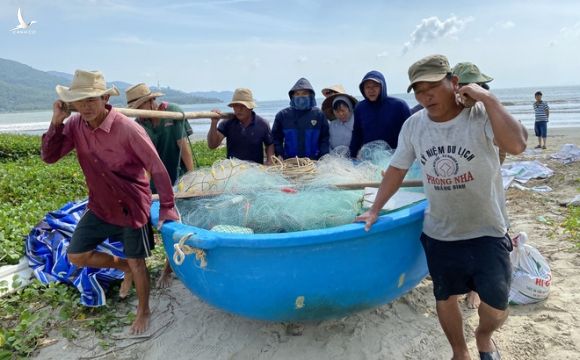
[65,103,234,120]
[114,107,234,120]
[333,180,423,190]
[153,180,424,201]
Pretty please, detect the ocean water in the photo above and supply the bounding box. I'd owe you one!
[1,85,579,135]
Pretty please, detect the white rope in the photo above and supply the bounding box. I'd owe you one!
[172,233,207,268]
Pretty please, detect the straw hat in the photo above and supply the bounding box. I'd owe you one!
[125,83,165,109]
[228,88,256,109]
[321,84,346,96]
[55,70,119,102]
[321,92,358,120]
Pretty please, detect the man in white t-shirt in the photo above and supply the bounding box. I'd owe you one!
[356,54,527,360]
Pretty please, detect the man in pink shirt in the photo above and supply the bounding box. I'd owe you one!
[41,70,179,335]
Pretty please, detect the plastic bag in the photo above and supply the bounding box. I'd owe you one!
[508,232,552,305]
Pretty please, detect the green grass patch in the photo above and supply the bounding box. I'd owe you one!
[562,205,580,249]
[191,140,226,167]
[0,155,87,265]
[0,133,41,161]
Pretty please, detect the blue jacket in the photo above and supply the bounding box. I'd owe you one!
[273,78,330,159]
[350,71,411,156]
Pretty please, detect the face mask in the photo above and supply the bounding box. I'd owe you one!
[291,95,312,110]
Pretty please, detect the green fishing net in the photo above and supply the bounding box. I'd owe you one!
[175,141,422,233]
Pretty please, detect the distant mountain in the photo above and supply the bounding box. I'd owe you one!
[190,91,234,102]
[46,71,73,81]
[0,58,223,112]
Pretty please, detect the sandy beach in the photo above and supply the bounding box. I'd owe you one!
[36,127,580,360]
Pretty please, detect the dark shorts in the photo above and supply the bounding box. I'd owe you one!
[420,233,513,311]
[534,121,548,138]
[68,210,154,259]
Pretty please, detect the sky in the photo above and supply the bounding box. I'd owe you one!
[1,0,580,101]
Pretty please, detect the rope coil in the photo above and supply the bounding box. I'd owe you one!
[173,233,207,268]
[267,156,317,180]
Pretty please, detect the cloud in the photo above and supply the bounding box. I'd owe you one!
[296,56,308,63]
[402,15,473,54]
[560,22,580,38]
[376,51,389,58]
[500,21,515,29]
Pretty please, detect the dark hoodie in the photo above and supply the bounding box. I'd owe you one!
[272,78,329,159]
[349,70,411,157]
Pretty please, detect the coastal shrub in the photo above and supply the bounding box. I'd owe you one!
[191,140,226,167]
[0,155,86,265]
[0,134,41,161]
[562,206,580,249]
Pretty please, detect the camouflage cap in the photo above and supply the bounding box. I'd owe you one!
[452,62,493,85]
[407,54,451,93]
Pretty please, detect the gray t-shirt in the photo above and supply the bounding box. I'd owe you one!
[390,102,507,241]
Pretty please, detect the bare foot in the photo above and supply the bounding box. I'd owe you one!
[156,269,173,289]
[130,310,151,335]
[466,291,481,309]
[120,271,133,299]
[156,260,173,289]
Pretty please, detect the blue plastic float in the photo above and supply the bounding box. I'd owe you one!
[151,200,428,321]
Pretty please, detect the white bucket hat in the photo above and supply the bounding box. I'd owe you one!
[125,83,165,109]
[55,70,119,102]
[228,88,256,109]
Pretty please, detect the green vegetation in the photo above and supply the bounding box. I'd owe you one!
[0,134,225,357]
[562,206,580,249]
[0,153,86,266]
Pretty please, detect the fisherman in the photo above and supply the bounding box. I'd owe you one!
[42,70,179,334]
[321,84,346,98]
[349,70,411,157]
[321,90,358,151]
[272,77,329,160]
[208,88,274,165]
[125,83,195,192]
[357,55,527,359]
[124,83,195,289]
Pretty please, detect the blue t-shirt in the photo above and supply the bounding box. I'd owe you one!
[217,112,273,164]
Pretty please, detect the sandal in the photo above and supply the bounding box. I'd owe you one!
[542,146,547,149]
[534,145,542,149]
[479,338,501,360]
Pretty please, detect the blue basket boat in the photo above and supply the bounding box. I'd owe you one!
[151,199,428,322]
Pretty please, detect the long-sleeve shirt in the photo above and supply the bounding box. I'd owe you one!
[41,105,179,228]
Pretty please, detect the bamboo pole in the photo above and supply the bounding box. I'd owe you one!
[65,103,234,120]
[153,180,424,201]
[114,107,234,120]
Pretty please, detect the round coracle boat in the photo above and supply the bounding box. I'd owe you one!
[151,199,428,322]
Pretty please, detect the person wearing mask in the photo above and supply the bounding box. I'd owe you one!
[272,78,329,160]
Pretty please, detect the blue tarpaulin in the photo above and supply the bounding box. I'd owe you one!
[25,200,125,306]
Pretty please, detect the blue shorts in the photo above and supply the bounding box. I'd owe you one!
[534,121,548,138]
[420,233,513,310]
[68,210,154,259]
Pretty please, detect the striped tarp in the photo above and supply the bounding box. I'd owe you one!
[25,199,125,306]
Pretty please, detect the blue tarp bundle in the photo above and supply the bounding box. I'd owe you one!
[25,199,125,306]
